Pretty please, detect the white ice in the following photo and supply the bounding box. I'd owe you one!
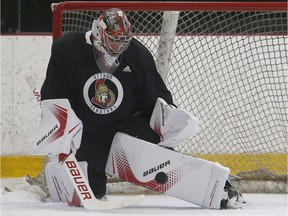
[1,178,287,216]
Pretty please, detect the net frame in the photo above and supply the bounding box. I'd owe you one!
[52,1,287,193]
[52,1,287,40]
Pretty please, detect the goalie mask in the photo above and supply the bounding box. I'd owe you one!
[91,8,132,73]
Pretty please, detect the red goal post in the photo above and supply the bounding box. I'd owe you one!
[52,1,287,193]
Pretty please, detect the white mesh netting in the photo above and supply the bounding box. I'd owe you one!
[52,3,287,192]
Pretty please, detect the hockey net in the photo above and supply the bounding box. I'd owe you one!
[52,1,287,193]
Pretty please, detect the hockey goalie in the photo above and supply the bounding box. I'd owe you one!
[27,8,248,210]
[32,97,247,210]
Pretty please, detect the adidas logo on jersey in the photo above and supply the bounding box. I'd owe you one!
[123,65,132,72]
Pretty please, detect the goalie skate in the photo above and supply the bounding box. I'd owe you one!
[221,180,250,209]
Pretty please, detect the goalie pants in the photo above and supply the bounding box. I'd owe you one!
[75,114,160,198]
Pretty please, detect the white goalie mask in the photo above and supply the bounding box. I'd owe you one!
[91,8,132,74]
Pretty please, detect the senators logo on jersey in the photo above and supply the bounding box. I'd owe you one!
[91,79,115,108]
[83,73,123,114]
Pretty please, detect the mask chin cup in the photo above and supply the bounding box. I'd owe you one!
[93,45,121,74]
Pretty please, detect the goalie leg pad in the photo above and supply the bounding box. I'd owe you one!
[105,132,230,209]
[45,160,88,206]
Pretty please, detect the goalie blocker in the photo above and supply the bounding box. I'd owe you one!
[106,132,230,209]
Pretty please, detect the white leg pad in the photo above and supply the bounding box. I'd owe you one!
[45,162,67,202]
[45,160,88,206]
[105,132,230,209]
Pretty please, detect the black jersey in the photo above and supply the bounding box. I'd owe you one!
[41,32,173,139]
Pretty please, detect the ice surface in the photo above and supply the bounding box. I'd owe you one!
[1,178,287,216]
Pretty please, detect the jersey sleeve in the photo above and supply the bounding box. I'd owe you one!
[40,40,75,106]
[133,42,174,116]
